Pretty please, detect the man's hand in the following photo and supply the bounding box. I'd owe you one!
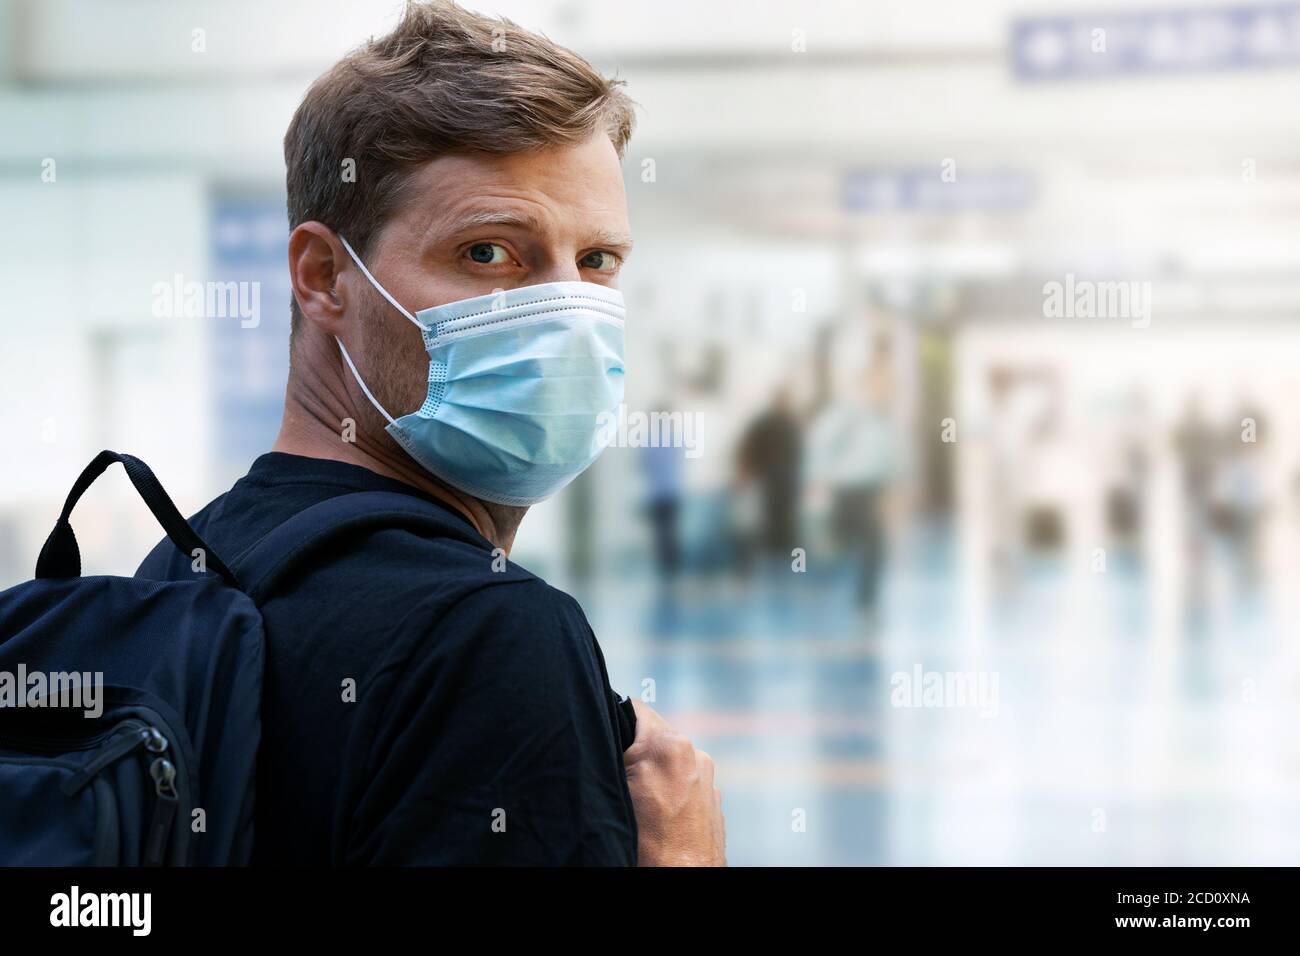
[623,699,726,866]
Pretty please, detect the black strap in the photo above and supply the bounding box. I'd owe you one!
[614,693,638,752]
[35,450,240,588]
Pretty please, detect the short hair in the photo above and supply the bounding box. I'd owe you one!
[283,0,636,340]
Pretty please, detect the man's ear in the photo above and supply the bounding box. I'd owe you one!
[288,222,348,336]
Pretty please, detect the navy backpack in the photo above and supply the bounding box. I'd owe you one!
[0,451,259,864]
[0,450,638,866]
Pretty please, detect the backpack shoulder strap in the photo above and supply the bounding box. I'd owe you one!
[232,491,473,605]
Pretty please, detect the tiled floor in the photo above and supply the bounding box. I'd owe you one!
[582,529,1300,865]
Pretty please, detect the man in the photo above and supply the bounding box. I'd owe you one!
[736,386,804,561]
[808,336,900,613]
[137,0,724,866]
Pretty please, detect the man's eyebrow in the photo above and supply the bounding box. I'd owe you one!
[438,209,634,254]
[586,229,635,255]
[446,209,546,232]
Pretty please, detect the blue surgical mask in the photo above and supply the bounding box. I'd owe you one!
[335,236,625,506]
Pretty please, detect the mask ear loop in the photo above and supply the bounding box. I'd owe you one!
[336,337,395,425]
[336,235,430,333]
[333,233,430,425]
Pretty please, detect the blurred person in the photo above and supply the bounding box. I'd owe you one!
[643,413,685,582]
[736,385,803,561]
[1106,386,1150,550]
[1213,398,1268,593]
[808,335,900,612]
[1174,395,1219,624]
[136,1,724,867]
[983,367,1060,595]
[642,397,687,633]
[678,353,743,576]
[734,386,804,631]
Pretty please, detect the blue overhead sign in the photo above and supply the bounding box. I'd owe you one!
[1011,3,1300,81]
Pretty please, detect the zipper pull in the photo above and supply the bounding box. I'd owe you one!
[144,757,179,867]
[59,724,151,796]
[143,727,168,754]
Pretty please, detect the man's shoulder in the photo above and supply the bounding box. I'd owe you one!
[133,473,595,663]
[313,519,553,612]
[441,572,589,636]
[137,479,507,588]
[383,572,602,714]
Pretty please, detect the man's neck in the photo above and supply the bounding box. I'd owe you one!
[272,386,524,553]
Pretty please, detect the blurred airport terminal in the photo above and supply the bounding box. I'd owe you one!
[5,0,1300,864]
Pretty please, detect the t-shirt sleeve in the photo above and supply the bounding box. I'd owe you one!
[342,578,637,865]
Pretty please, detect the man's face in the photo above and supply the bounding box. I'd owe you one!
[349,132,632,419]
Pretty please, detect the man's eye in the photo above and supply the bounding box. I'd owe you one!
[579,250,619,272]
[467,242,509,265]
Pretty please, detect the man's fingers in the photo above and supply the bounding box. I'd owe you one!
[624,699,677,767]
[628,698,671,736]
[622,701,727,867]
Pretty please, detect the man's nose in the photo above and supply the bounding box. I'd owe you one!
[529,257,583,285]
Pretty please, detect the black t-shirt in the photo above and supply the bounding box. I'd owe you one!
[135,452,637,865]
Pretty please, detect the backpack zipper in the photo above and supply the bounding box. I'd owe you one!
[3,710,187,865]
[144,756,179,866]
[59,720,168,796]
